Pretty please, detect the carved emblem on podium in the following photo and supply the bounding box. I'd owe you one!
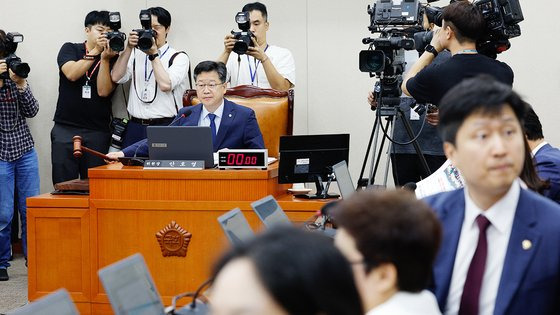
[156,221,192,257]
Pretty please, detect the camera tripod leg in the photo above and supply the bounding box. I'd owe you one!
[396,108,431,177]
[358,114,379,188]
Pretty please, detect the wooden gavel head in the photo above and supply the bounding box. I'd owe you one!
[73,136,84,158]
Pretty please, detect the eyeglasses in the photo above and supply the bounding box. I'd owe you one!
[195,82,224,90]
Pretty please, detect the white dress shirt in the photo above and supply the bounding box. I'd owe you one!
[226,45,296,88]
[366,291,442,315]
[198,101,225,135]
[116,43,190,119]
[444,181,520,315]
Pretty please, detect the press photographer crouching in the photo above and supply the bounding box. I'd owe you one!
[401,0,515,125]
[0,30,40,281]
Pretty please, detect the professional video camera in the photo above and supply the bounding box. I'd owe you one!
[107,12,126,52]
[0,32,30,79]
[133,10,156,52]
[231,11,255,55]
[359,0,422,106]
[413,0,523,58]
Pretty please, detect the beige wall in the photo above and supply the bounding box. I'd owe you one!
[1,1,558,193]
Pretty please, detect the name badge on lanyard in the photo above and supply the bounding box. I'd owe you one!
[82,81,92,99]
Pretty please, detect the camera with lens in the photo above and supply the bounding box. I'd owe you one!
[359,0,422,106]
[413,0,523,58]
[0,32,30,80]
[109,117,128,151]
[106,12,126,52]
[231,11,255,55]
[133,10,156,52]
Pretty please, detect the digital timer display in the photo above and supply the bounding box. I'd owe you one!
[218,149,268,169]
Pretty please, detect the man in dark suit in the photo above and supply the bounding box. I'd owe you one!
[107,61,264,159]
[523,106,560,204]
[424,76,560,315]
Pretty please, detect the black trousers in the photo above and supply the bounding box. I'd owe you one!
[51,123,111,185]
[391,153,447,187]
[121,119,174,148]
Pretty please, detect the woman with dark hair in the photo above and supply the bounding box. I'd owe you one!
[210,226,363,315]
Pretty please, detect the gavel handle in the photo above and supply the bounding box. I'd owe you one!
[82,146,116,161]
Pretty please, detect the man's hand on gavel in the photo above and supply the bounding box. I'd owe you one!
[105,151,124,164]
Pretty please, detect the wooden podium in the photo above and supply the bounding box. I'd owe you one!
[26,163,328,314]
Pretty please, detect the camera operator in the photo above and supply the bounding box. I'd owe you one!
[218,2,295,91]
[51,11,118,185]
[401,0,514,125]
[0,30,39,281]
[368,14,450,186]
[111,7,191,148]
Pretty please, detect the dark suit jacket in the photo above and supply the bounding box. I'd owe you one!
[123,99,265,157]
[424,187,560,315]
[534,143,560,203]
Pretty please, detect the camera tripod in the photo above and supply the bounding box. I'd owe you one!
[357,100,431,189]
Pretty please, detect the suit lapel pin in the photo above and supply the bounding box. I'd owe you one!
[522,239,532,250]
[228,113,232,118]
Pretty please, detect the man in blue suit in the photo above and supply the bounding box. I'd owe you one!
[523,106,560,204]
[107,61,264,159]
[424,76,560,315]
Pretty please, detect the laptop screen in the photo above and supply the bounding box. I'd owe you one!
[217,208,255,246]
[98,253,165,315]
[332,160,356,199]
[9,289,78,315]
[147,126,214,168]
[250,195,291,227]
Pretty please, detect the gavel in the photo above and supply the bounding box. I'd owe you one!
[73,136,117,161]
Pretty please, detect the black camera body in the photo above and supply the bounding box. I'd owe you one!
[110,117,128,150]
[107,12,126,52]
[0,32,30,79]
[360,0,421,106]
[231,11,255,55]
[134,10,156,52]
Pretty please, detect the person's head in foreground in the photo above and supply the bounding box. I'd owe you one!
[333,190,442,313]
[438,74,528,209]
[210,226,363,315]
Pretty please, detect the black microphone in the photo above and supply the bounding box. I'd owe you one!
[168,108,193,126]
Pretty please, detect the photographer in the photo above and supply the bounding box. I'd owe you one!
[218,2,295,91]
[51,11,118,185]
[111,7,191,148]
[0,30,39,281]
[401,0,514,125]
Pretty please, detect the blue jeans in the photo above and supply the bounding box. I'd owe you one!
[0,148,40,268]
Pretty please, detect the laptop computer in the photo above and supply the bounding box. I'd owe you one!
[332,160,356,199]
[98,253,165,315]
[147,126,214,168]
[250,195,291,227]
[217,208,255,246]
[8,289,78,315]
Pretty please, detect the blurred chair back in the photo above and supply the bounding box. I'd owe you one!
[183,85,294,157]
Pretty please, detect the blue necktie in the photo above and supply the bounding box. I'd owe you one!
[208,113,217,146]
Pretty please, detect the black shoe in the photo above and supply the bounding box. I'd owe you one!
[0,268,8,281]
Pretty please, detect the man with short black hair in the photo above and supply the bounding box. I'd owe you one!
[106,61,264,159]
[426,75,560,315]
[111,6,191,148]
[333,190,442,315]
[218,2,295,91]
[523,106,560,203]
[51,10,117,184]
[402,0,513,126]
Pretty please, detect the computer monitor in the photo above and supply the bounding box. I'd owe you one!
[98,253,165,315]
[8,289,78,315]
[332,160,356,199]
[278,134,350,199]
[250,195,291,227]
[217,208,255,246]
